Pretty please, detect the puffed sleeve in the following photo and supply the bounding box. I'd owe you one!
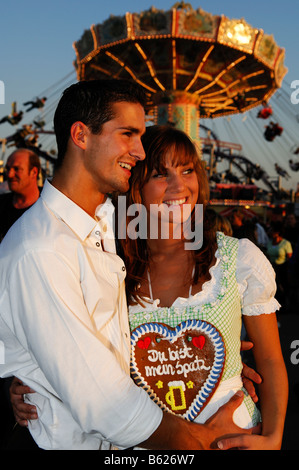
[236,238,281,316]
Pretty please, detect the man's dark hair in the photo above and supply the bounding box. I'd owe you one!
[53,79,148,169]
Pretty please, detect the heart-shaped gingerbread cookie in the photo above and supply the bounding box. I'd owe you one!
[131,320,225,421]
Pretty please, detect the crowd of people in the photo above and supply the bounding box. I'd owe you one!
[0,79,290,451]
[226,207,299,313]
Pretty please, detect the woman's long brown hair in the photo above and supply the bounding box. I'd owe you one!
[115,125,217,306]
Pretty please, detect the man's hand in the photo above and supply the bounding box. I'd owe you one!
[10,377,38,426]
[202,391,259,450]
[141,391,256,450]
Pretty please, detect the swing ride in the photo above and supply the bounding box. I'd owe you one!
[1,2,299,218]
[71,1,296,215]
[73,2,287,123]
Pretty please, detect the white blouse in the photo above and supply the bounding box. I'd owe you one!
[129,238,280,317]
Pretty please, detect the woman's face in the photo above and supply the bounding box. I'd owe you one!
[141,149,199,226]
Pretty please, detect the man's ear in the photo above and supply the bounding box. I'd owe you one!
[70,121,88,150]
[30,166,39,179]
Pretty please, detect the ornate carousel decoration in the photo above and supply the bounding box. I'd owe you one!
[73,2,287,145]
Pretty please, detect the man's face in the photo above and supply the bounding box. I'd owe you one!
[84,101,146,195]
[5,151,34,194]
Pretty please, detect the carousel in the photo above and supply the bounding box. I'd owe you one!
[1,3,297,220]
[72,2,289,218]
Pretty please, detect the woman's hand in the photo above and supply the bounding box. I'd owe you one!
[240,341,262,403]
[218,432,281,450]
[10,377,38,426]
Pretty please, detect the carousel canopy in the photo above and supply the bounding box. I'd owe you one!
[73,3,287,119]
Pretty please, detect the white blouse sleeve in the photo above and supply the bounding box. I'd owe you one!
[236,238,281,316]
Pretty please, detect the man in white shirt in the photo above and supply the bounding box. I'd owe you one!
[0,79,250,450]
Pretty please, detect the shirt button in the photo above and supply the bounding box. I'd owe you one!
[96,242,101,247]
[95,231,100,236]
[122,266,126,271]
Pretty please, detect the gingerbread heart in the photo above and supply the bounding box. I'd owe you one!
[131,320,225,421]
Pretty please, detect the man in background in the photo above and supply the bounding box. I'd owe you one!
[0,148,41,241]
[0,148,41,448]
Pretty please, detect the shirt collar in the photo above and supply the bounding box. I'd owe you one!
[41,180,109,241]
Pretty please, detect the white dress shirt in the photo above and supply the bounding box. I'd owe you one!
[0,180,162,450]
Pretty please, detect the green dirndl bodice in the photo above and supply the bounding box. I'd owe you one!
[129,232,261,424]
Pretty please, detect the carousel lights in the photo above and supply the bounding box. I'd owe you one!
[209,199,272,208]
[244,85,268,93]
[195,55,247,96]
[105,51,156,93]
[171,8,177,37]
[185,45,215,92]
[126,12,133,38]
[226,23,252,45]
[90,63,113,76]
[134,42,165,91]
[172,39,177,90]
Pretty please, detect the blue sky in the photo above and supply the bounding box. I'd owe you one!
[1,0,299,189]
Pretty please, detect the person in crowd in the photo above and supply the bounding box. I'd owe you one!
[229,208,244,238]
[282,213,299,250]
[118,125,288,450]
[0,148,41,448]
[238,220,259,247]
[205,209,233,237]
[267,221,293,305]
[0,80,257,451]
[254,219,269,252]
[0,148,41,241]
